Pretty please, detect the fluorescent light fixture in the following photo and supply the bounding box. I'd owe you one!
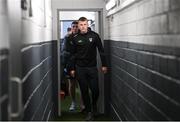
[121,0,136,8]
[106,0,116,10]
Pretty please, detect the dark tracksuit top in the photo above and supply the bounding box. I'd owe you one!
[61,34,75,72]
[71,30,106,69]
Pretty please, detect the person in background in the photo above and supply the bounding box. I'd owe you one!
[60,27,72,97]
[62,21,83,111]
[70,17,107,120]
[60,27,72,65]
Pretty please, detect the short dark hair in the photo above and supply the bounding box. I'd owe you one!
[72,21,78,25]
[78,17,88,21]
[67,27,71,32]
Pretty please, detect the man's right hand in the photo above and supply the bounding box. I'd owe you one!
[70,70,75,77]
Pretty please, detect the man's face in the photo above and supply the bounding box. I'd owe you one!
[78,20,88,34]
[71,23,78,34]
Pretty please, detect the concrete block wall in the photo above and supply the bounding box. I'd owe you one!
[21,0,58,120]
[105,0,180,120]
[22,0,53,44]
[0,0,9,120]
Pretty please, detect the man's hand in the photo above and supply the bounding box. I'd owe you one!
[70,70,75,77]
[101,67,107,74]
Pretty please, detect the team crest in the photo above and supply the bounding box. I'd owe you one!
[78,40,83,43]
[89,38,93,42]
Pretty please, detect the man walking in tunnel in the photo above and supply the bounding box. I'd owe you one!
[70,17,107,121]
[61,21,81,111]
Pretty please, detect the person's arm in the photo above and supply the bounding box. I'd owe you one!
[63,37,71,55]
[61,36,70,65]
[69,36,77,77]
[96,34,108,74]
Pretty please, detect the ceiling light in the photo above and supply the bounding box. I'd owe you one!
[106,0,116,10]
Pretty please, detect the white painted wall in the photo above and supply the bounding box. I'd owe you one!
[22,0,53,44]
[106,0,180,47]
[59,11,95,20]
[52,0,108,40]
[0,0,9,49]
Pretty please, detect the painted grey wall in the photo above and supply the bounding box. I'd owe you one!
[105,0,180,120]
[21,41,58,120]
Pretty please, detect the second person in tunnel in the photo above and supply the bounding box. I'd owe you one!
[62,21,84,111]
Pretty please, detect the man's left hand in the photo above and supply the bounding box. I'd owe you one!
[101,67,108,74]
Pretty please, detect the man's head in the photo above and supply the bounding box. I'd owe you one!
[78,17,88,34]
[67,27,72,35]
[71,21,78,34]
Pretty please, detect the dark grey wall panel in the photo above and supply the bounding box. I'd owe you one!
[1,98,8,120]
[50,40,58,118]
[137,95,167,120]
[21,41,58,120]
[23,66,41,103]
[105,40,180,121]
[30,82,52,121]
[104,40,111,114]
[0,49,9,121]
[0,57,8,96]
[22,46,41,77]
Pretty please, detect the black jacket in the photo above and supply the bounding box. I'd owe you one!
[71,30,106,69]
[61,34,74,70]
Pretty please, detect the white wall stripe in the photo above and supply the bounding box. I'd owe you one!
[116,97,137,120]
[112,53,180,85]
[0,95,8,104]
[110,103,122,121]
[113,54,180,107]
[113,45,180,61]
[114,74,171,120]
[31,83,52,120]
[46,103,53,121]
[21,45,41,52]
[24,68,52,110]
[22,56,51,83]
[109,35,180,48]
[42,99,51,120]
[21,42,51,52]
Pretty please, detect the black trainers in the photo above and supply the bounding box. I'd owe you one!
[93,111,99,117]
[85,112,94,121]
[92,105,99,117]
[80,108,87,114]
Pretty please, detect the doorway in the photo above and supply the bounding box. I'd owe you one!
[57,9,105,117]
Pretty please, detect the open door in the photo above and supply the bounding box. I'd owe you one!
[57,9,105,115]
